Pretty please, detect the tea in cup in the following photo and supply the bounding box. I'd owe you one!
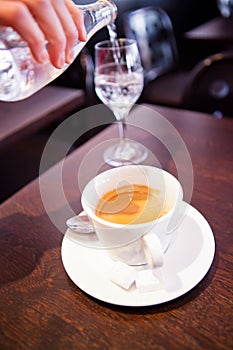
[81,165,183,267]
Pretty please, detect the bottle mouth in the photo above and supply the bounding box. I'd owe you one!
[101,0,118,21]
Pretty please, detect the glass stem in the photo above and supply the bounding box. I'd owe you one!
[118,119,127,150]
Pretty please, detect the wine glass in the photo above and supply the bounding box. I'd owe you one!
[94,38,148,167]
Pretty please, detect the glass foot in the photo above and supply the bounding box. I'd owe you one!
[103,140,148,167]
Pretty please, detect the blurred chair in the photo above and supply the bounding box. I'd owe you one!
[217,0,233,17]
[183,51,233,118]
[124,6,190,107]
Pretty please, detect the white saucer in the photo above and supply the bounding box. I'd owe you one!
[61,203,215,307]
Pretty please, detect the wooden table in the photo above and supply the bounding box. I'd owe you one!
[0,86,85,150]
[184,16,233,46]
[0,104,232,350]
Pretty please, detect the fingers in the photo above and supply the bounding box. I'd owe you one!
[0,2,49,63]
[65,0,87,42]
[0,0,87,68]
[25,0,69,68]
[25,0,87,68]
[53,0,87,64]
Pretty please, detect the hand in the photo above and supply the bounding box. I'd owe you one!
[0,0,87,68]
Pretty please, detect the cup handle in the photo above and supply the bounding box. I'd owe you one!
[142,232,164,268]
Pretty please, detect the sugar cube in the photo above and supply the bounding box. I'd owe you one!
[135,269,161,293]
[110,261,137,290]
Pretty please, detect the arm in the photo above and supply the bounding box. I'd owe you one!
[0,0,87,68]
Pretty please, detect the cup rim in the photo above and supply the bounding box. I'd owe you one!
[81,165,183,229]
[94,38,137,50]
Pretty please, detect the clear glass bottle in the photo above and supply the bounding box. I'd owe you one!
[0,0,117,102]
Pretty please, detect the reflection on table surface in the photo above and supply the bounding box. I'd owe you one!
[184,16,233,44]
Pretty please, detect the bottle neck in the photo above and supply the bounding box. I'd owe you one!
[77,0,117,38]
[78,0,117,18]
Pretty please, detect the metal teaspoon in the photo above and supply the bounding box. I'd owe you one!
[66,215,95,233]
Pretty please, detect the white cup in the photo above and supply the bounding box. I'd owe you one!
[81,165,183,267]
